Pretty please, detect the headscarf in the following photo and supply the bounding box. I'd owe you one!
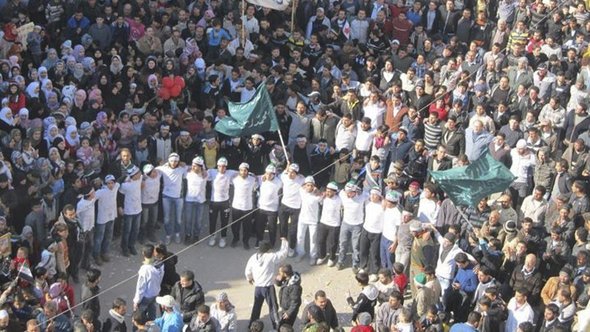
[41,80,54,99]
[18,108,30,129]
[65,125,80,147]
[110,55,124,75]
[65,116,77,128]
[37,66,49,86]
[73,63,85,80]
[95,111,107,127]
[73,45,85,62]
[61,84,76,101]
[45,91,60,111]
[82,57,95,72]
[28,125,43,146]
[44,124,59,143]
[0,107,14,125]
[65,56,77,72]
[73,89,87,108]
[148,74,158,89]
[41,48,59,69]
[25,82,39,98]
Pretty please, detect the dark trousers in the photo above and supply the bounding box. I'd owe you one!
[231,208,253,244]
[278,204,300,249]
[255,210,278,246]
[359,230,381,274]
[249,286,279,329]
[444,288,472,323]
[209,200,230,237]
[67,240,82,279]
[316,223,340,260]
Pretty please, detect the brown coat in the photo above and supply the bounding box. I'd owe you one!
[384,100,408,132]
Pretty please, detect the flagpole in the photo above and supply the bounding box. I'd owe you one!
[290,0,297,34]
[276,125,290,165]
[242,0,247,47]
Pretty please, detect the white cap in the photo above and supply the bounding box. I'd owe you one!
[326,182,339,191]
[128,165,141,176]
[180,131,190,136]
[265,164,277,174]
[385,191,400,203]
[156,295,177,308]
[143,164,154,175]
[168,153,180,162]
[251,133,264,140]
[0,310,8,319]
[516,139,527,149]
[192,156,204,166]
[345,182,358,192]
[304,176,315,185]
[105,174,116,183]
[370,187,382,197]
[239,162,250,169]
[217,157,228,166]
[289,163,300,173]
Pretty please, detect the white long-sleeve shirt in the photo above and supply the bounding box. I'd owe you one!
[510,150,535,183]
[382,207,401,241]
[299,188,322,224]
[208,169,237,202]
[232,175,258,211]
[119,178,142,215]
[363,201,384,233]
[339,191,368,226]
[505,298,535,332]
[156,164,187,198]
[133,262,164,304]
[142,172,162,204]
[95,183,120,224]
[185,172,208,203]
[76,197,96,232]
[417,197,439,224]
[258,176,282,212]
[320,195,342,227]
[245,240,288,287]
[280,173,305,209]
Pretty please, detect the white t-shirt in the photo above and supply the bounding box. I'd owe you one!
[363,201,384,233]
[232,175,258,211]
[119,178,142,215]
[320,195,342,227]
[339,191,368,226]
[258,176,282,212]
[95,183,120,224]
[185,171,208,203]
[156,164,187,198]
[208,169,237,202]
[355,125,376,152]
[382,206,402,241]
[141,173,162,204]
[280,173,305,209]
[299,188,322,224]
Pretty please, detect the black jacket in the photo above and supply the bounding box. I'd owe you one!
[301,300,339,329]
[509,265,543,305]
[278,273,303,320]
[347,284,379,321]
[170,280,205,322]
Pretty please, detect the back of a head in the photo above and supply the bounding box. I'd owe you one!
[249,320,264,332]
[258,241,272,254]
[467,311,482,325]
[142,244,154,259]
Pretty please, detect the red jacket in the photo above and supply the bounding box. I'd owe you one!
[8,93,26,115]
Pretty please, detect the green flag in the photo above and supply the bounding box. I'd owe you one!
[215,83,279,137]
[430,151,516,207]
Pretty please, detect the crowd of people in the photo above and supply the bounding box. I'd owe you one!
[2,0,590,330]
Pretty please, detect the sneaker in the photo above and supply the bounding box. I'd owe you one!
[336,263,345,270]
[122,248,129,257]
[309,258,316,266]
[219,237,227,248]
[101,254,111,263]
[316,257,327,265]
[129,247,138,256]
[288,249,296,257]
[208,237,216,247]
[327,259,336,267]
[184,235,192,245]
[352,266,359,274]
[93,256,103,266]
[358,268,366,274]
[369,274,378,283]
[165,235,172,245]
[174,233,181,244]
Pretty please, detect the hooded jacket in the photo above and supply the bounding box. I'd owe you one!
[348,284,379,321]
[278,272,303,319]
[170,279,205,322]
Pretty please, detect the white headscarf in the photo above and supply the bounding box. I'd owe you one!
[25,82,39,98]
[65,125,80,147]
[0,107,14,125]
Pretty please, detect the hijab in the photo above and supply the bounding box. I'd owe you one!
[25,82,39,98]
[65,125,80,147]
[110,55,124,75]
[0,107,14,125]
[73,89,87,108]
[45,124,59,143]
[45,91,60,111]
[95,111,108,127]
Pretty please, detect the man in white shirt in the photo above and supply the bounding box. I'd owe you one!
[141,164,161,243]
[156,153,188,245]
[256,165,282,248]
[417,183,440,224]
[359,187,384,282]
[316,182,342,267]
[337,181,368,272]
[519,185,548,227]
[381,191,402,269]
[231,163,258,250]
[133,244,164,322]
[278,164,305,257]
[93,174,120,265]
[76,185,97,270]
[184,157,208,244]
[207,157,237,248]
[296,176,323,265]
[119,166,143,257]
[245,238,289,330]
[505,288,535,332]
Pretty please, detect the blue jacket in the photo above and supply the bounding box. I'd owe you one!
[453,264,478,293]
[154,309,184,332]
[449,322,478,332]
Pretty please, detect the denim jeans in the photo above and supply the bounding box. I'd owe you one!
[184,201,204,238]
[122,213,141,251]
[141,203,158,240]
[337,222,362,267]
[380,237,394,269]
[162,196,183,236]
[93,220,113,257]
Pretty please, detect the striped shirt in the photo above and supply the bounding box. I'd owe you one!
[424,120,443,150]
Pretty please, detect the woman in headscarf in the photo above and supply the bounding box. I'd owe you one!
[146,74,159,99]
[48,147,65,170]
[65,56,77,74]
[25,82,40,99]
[140,56,161,85]
[70,89,88,123]
[17,108,31,131]
[41,48,60,70]
[7,82,26,115]
[96,73,112,100]
[45,91,60,112]
[41,80,59,100]
[71,62,85,82]
[73,45,85,63]
[93,111,108,130]
[110,55,124,77]
[48,60,68,86]
[64,125,80,155]
[27,121,46,157]
[51,136,70,160]
[0,106,20,133]
[44,123,60,150]
[37,66,49,85]
[1,128,23,159]
[115,111,136,148]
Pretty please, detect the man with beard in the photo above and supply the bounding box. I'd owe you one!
[54,204,82,283]
[276,264,302,328]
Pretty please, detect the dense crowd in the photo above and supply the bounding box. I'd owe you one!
[2,0,590,330]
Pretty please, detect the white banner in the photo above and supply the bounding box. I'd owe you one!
[246,0,291,11]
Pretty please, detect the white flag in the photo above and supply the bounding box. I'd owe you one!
[246,0,291,11]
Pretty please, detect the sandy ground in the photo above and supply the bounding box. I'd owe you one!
[69,225,362,331]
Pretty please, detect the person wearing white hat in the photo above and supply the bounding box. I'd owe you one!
[244,134,270,175]
[152,295,183,331]
[184,156,208,244]
[93,174,120,264]
[296,176,322,265]
[316,182,343,267]
[141,164,161,243]
[278,163,305,256]
[256,164,283,248]
[230,162,258,249]
[207,157,238,248]
[509,138,536,208]
[336,181,369,272]
[76,184,97,271]
[119,166,143,257]
[156,152,188,245]
[359,187,384,282]
[380,191,402,269]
